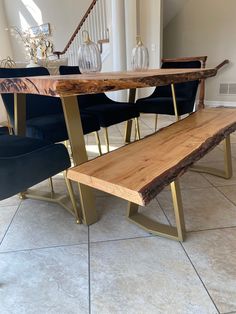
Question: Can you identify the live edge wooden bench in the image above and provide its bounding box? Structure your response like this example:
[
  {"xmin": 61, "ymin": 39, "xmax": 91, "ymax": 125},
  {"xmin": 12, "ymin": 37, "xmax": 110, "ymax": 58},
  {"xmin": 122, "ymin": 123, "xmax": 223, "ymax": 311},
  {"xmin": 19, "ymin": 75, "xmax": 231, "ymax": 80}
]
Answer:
[{"xmin": 68, "ymin": 107, "xmax": 236, "ymax": 242}]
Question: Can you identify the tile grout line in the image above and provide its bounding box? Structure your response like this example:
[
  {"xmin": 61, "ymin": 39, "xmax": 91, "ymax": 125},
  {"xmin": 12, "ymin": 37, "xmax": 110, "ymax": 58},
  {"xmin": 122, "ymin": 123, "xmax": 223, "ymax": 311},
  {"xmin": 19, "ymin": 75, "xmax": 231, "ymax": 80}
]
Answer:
[
  {"xmin": 0, "ymin": 200, "xmax": 22, "ymax": 246},
  {"xmin": 0, "ymin": 241, "xmax": 89, "ymax": 255},
  {"xmin": 156, "ymin": 195, "xmax": 220, "ymax": 313},
  {"xmin": 155, "ymin": 196, "xmax": 172, "ymax": 226},
  {"xmin": 214, "ymin": 185, "xmax": 236, "ymax": 208},
  {"xmin": 188, "ymin": 225, "xmax": 236, "ymax": 233},
  {"xmin": 156, "ymin": 187, "xmax": 236, "ymax": 234},
  {"xmin": 89, "ymin": 234, "xmax": 152, "ymax": 245},
  {"xmin": 88, "ymin": 227, "xmax": 91, "ymax": 314},
  {"xmin": 201, "ymin": 169, "xmax": 236, "ymax": 208},
  {"xmin": 180, "ymin": 243, "xmax": 221, "ymax": 314}
]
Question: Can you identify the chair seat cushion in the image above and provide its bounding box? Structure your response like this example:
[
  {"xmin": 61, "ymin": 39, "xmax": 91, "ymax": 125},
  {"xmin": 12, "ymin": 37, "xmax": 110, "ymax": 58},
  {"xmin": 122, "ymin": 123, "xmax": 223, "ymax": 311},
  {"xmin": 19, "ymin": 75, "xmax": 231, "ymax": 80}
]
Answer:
[
  {"xmin": 26, "ymin": 113, "xmax": 100, "ymax": 142},
  {"xmin": 0, "ymin": 135, "xmax": 71, "ymax": 200},
  {"xmin": 0, "ymin": 126, "xmax": 9, "ymax": 135},
  {"xmin": 136, "ymin": 97, "xmax": 194, "ymax": 116},
  {"xmin": 82, "ymin": 103, "xmax": 140, "ymax": 127}
]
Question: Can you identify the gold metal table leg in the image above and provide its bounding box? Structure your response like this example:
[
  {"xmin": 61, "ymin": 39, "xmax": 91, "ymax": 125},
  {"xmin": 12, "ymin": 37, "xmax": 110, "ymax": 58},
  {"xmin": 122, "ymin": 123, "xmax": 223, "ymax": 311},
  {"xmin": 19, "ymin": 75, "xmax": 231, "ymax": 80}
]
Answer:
[
  {"xmin": 125, "ymin": 88, "xmax": 136, "ymax": 143},
  {"xmin": 14, "ymin": 93, "xmax": 26, "ymax": 136},
  {"xmin": 61, "ymin": 95, "xmax": 97, "ymax": 225},
  {"xmin": 190, "ymin": 135, "xmax": 232, "ymax": 179},
  {"xmin": 125, "ymin": 120, "xmax": 133, "ymax": 143},
  {"xmin": 13, "ymin": 94, "xmax": 88, "ymax": 223},
  {"xmin": 127, "ymin": 179, "xmax": 185, "ymax": 242}
]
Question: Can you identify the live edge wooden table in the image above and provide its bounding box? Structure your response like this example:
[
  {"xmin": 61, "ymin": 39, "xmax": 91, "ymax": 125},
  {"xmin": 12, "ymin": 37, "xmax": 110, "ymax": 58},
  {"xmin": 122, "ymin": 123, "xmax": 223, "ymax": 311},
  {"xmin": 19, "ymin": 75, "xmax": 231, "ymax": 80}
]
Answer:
[{"xmin": 0, "ymin": 68, "xmax": 217, "ymax": 225}]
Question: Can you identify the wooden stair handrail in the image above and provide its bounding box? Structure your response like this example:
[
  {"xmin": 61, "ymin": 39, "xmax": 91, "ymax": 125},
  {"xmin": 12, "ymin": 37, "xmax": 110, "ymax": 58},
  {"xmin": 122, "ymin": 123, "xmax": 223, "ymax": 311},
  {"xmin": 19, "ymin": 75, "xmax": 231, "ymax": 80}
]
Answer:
[{"xmin": 53, "ymin": 0, "xmax": 98, "ymax": 58}]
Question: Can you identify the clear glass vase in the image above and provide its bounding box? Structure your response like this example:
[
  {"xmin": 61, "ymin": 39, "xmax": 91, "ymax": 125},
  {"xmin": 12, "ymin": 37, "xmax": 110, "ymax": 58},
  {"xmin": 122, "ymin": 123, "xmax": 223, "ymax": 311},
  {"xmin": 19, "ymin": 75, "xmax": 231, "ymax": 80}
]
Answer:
[
  {"xmin": 78, "ymin": 30, "xmax": 102, "ymax": 73},
  {"xmin": 131, "ymin": 36, "xmax": 149, "ymax": 71}
]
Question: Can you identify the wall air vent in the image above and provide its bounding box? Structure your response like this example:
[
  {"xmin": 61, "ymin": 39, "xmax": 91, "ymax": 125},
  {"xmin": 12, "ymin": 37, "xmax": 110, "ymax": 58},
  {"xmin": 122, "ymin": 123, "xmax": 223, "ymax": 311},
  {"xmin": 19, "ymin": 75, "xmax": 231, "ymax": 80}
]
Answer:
[
  {"xmin": 229, "ymin": 84, "xmax": 236, "ymax": 95},
  {"xmin": 220, "ymin": 83, "xmax": 236, "ymax": 95}
]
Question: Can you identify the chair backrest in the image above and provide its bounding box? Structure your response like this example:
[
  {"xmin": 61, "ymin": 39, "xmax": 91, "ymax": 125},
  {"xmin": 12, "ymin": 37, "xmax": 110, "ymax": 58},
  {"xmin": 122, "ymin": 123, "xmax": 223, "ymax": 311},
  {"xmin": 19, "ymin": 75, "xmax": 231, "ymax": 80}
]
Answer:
[
  {"xmin": 151, "ymin": 59, "xmax": 202, "ymax": 101},
  {"xmin": 59, "ymin": 66, "xmax": 112, "ymax": 107},
  {"xmin": 0, "ymin": 67, "xmax": 63, "ymax": 126},
  {"xmin": 159, "ymin": 56, "xmax": 207, "ymax": 109}
]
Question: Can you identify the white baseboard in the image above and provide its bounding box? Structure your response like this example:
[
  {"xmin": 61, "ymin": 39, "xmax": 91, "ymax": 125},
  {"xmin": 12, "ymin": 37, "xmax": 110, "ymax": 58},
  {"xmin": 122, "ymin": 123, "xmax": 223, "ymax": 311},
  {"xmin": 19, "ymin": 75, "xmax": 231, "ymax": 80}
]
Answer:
[{"xmin": 205, "ymin": 100, "xmax": 236, "ymax": 108}]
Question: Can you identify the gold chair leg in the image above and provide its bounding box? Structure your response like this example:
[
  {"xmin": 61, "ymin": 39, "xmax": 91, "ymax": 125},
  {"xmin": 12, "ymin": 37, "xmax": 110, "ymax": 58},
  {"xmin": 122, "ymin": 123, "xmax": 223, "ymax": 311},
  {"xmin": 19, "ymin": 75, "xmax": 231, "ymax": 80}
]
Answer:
[
  {"xmin": 135, "ymin": 117, "xmax": 141, "ymax": 140},
  {"xmin": 48, "ymin": 177, "xmax": 54, "ymax": 197},
  {"xmin": 19, "ymin": 173, "xmax": 82, "ymax": 223},
  {"xmin": 171, "ymin": 84, "xmax": 180, "ymax": 122},
  {"xmin": 6, "ymin": 113, "xmax": 13, "ymax": 134},
  {"xmin": 64, "ymin": 171, "xmax": 81, "ymax": 224},
  {"xmin": 127, "ymin": 179, "xmax": 185, "ymax": 241},
  {"xmin": 190, "ymin": 135, "xmax": 232, "ymax": 179},
  {"xmin": 94, "ymin": 131, "xmax": 102, "ymax": 156},
  {"xmin": 155, "ymin": 114, "xmax": 158, "ymax": 132},
  {"xmin": 104, "ymin": 127, "xmax": 110, "ymax": 152},
  {"xmin": 64, "ymin": 140, "xmax": 69, "ymax": 149}
]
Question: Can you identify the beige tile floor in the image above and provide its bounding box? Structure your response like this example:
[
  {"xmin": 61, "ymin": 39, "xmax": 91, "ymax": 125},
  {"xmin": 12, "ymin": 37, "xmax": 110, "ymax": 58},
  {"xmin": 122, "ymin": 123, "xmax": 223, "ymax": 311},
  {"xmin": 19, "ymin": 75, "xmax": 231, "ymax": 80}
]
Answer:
[{"xmin": 1, "ymin": 114, "xmax": 236, "ymax": 314}]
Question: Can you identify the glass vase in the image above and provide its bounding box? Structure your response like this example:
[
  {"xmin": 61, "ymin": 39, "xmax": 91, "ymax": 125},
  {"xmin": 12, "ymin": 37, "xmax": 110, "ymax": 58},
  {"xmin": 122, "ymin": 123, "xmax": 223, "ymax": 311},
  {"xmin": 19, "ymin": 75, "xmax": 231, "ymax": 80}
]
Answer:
[
  {"xmin": 131, "ymin": 36, "xmax": 149, "ymax": 71},
  {"xmin": 78, "ymin": 30, "xmax": 102, "ymax": 73}
]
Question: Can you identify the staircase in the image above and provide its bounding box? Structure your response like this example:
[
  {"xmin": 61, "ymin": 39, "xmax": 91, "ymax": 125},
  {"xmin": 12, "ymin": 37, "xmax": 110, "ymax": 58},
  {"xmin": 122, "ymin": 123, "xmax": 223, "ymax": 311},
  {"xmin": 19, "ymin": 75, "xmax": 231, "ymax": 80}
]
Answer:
[
  {"xmin": 53, "ymin": 0, "xmax": 109, "ymax": 66},
  {"xmin": 163, "ymin": 0, "xmax": 189, "ymax": 28}
]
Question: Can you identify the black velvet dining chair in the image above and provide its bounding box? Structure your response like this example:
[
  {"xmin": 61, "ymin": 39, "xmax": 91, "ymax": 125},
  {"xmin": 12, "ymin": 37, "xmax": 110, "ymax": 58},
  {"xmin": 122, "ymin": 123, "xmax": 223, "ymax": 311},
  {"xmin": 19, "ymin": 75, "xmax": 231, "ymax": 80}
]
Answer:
[
  {"xmin": 0, "ymin": 134, "xmax": 80, "ymax": 221},
  {"xmin": 0, "ymin": 66, "xmax": 102, "ymax": 201},
  {"xmin": 59, "ymin": 66, "xmax": 140, "ymax": 152},
  {"xmin": 0, "ymin": 67, "xmax": 101, "ymax": 152},
  {"xmin": 136, "ymin": 56, "xmax": 207, "ymax": 131}
]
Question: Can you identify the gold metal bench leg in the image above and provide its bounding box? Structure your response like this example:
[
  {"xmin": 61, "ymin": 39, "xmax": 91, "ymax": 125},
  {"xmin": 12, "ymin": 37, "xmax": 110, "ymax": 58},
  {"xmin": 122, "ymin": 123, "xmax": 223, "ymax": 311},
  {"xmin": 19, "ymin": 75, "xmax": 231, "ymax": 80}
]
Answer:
[
  {"xmin": 190, "ymin": 135, "xmax": 232, "ymax": 179},
  {"xmin": 127, "ymin": 179, "xmax": 185, "ymax": 241},
  {"xmin": 170, "ymin": 179, "xmax": 185, "ymax": 241}
]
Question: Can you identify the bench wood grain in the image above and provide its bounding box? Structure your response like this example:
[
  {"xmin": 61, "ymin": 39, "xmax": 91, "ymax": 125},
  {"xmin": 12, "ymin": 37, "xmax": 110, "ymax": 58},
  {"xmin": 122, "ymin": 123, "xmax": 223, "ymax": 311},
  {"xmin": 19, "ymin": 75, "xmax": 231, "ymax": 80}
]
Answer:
[{"xmin": 68, "ymin": 108, "xmax": 236, "ymax": 206}]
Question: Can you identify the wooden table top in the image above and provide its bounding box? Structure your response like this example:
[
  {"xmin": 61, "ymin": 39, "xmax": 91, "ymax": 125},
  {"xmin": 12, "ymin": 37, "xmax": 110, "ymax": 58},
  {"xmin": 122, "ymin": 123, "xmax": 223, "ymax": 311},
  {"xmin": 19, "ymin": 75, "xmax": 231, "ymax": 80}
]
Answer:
[{"xmin": 0, "ymin": 68, "xmax": 217, "ymax": 97}]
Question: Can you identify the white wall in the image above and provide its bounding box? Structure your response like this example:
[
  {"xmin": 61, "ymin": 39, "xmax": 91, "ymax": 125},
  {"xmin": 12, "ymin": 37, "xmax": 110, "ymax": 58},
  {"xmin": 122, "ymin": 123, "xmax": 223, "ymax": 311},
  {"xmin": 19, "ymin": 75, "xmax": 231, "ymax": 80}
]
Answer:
[
  {"xmin": 164, "ymin": 0, "xmax": 236, "ymax": 103},
  {"xmin": 0, "ymin": 0, "xmax": 12, "ymax": 123},
  {"xmin": 138, "ymin": 0, "xmax": 162, "ymax": 97},
  {"xmin": 103, "ymin": 0, "xmax": 162, "ymax": 100},
  {"xmin": 4, "ymin": 0, "xmax": 91, "ymax": 61}
]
